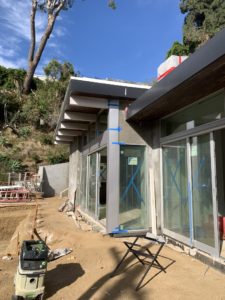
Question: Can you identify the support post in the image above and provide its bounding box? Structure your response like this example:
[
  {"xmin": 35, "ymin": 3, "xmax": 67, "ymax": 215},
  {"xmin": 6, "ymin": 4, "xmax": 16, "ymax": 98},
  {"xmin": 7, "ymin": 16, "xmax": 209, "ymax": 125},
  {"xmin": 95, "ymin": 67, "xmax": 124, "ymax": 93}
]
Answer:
[{"xmin": 106, "ymin": 100, "xmax": 120, "ymax": 233}]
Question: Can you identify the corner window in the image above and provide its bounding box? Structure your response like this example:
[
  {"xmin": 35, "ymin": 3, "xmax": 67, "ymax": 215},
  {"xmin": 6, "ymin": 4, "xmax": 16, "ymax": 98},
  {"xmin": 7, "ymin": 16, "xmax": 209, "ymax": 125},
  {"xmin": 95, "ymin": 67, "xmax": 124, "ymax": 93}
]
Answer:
[{"xmin": 161, "ymin": 91, "xmax": 225, "ymax": 137}]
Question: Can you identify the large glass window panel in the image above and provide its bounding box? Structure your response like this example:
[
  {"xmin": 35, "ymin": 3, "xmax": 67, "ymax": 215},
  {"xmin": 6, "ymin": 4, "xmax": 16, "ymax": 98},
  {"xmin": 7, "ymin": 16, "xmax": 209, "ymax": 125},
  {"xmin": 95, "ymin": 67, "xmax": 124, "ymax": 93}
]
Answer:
[
  {"xmin": 214, "ymin": 129, "xmax": 225, "ymax": 257},
  {"xmin": 163, "ymin": 140, "xmax": 190, "ymax": 237},
  {"xmin": 80, "ymin": 155, "xmax": 87, "ymax": 209},
  {"xmin": 98, "ymin": 148, "xmax": 107, "ymax": 220},
  {"xmin": 119, "ymin": 145, "xmax": 147, "ymax": 230},
  {"xmin": 161, "ymin": 91, "xmax": 225, "ymax": 137},
  {"xmin": 191, "ymin": 134, "xmax": 215, "ymax": 247},
  {"xmin": 88, "ymin": 153, "xmax": 97, "ymax": 216}
]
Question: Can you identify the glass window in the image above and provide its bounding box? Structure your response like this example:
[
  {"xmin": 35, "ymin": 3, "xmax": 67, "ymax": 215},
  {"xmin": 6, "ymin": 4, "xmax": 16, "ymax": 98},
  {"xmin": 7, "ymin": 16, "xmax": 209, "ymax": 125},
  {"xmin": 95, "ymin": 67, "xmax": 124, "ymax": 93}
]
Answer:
[
  {"xmin": 161, "ymin": 91, "xmax": 225, "ymax": 137},
  {"xmin": 163, "ymin": 140, "xmax": 190, "ymax": 237},
  {"xmin": 98, "ymin": 148, "xmax": 107, "ymax": 220},
  {"xmin": 80, "ymin": 155, "xmax": 87, "ymax": 209},
  {"xmin": 119, "ymin": 145, "xmax": 147, "ymax": 230},
  {"xmin": 88, "ymin": 153, "xmax": 97, "ymax": 216},
  {"xmin": 191, "ymin": 134, "xmax": 215, "ymax": 247}
]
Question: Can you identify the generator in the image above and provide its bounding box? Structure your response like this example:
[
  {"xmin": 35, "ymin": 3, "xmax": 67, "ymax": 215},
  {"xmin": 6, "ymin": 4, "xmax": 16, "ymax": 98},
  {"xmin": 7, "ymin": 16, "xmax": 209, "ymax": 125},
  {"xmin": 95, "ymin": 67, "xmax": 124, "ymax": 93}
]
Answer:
[{"xmin": 12, "ymin": 240, "xmax": 48, "ymax": 300}]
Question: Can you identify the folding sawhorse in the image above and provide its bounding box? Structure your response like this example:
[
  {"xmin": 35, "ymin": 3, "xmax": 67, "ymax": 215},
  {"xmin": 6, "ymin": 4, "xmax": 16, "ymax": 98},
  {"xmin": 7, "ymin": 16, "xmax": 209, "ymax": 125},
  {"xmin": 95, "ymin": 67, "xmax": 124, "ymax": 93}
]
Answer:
[{"xmin": 110, "ymin": 233, "xmax": 166, "ymax": 290}]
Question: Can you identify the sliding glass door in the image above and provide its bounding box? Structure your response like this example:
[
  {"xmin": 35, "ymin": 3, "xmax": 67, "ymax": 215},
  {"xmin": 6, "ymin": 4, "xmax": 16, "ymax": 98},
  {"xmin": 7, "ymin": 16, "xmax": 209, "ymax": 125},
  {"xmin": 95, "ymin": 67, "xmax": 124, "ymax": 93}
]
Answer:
[
  {"xmin": 88, "ymin": 153, "xmax": 97, "ymax": 216},
  {"xmin": 163, "ymin": 140, "xmax": 190, "ymax": 241},
  {"xmin": 86, "ymin": 148, "xmax": 107, "ymax": 220},
  {"xmin": 191, "ymin": 135, "xmax": 215, "ymax": 249},
  {"xmin": 162, "ymin": 133, "xmax": 218, "ymax": 255},
  {"xmin": 119, "ymin": 145, "xmax": 147, "ymax": 230}
]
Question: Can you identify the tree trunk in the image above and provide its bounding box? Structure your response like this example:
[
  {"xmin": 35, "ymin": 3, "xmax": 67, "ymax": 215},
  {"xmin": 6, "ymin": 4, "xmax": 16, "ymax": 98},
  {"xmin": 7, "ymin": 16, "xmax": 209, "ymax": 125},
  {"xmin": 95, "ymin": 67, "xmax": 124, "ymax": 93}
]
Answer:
[
  {"xmin": 23, "ymin": 63, "xmax": 37, "ymax": 94},
  {"xmin": 23, "ymin": 16, "xmax": 56, "ymax": 94}
]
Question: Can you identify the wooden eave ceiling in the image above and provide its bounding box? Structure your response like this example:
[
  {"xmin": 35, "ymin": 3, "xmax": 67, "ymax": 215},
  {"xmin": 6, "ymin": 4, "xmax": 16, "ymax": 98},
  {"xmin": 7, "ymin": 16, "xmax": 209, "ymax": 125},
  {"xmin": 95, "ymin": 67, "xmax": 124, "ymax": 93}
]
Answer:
[
  {"xmin": 55, "ymin": 79, "xmax": 149, "ymax": 144},
  {"xmin": 136, "ymin": 55, "xmax": 225, "ymax": 122}
]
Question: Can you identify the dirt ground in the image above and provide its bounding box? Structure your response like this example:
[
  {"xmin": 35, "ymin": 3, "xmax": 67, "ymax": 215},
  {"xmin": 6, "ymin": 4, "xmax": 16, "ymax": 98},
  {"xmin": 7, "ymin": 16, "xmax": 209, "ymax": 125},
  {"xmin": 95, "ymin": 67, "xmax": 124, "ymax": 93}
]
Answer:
[{"xmin": 1, "ymin": 197, "xmax": 225, "ymax": 300}]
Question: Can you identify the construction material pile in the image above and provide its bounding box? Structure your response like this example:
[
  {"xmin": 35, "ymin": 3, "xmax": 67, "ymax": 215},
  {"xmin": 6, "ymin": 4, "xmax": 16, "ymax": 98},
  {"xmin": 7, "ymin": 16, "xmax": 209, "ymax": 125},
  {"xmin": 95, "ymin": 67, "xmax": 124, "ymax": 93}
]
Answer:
[
  {"xmin": 0, "ymin": 185, "xmax": 31, "ymax": 203},
  {"xmin": 0, "ymin": 172, "xmax": 42, "ymax": 203}
]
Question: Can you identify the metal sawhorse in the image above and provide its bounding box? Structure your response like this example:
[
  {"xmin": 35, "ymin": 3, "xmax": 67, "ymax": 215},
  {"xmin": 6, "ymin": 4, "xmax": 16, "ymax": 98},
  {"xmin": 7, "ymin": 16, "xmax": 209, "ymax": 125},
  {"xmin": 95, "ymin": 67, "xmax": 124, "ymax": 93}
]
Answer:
[{"xmin": 110, "ymin": 233, "xmax": 166, "ymax": 290}]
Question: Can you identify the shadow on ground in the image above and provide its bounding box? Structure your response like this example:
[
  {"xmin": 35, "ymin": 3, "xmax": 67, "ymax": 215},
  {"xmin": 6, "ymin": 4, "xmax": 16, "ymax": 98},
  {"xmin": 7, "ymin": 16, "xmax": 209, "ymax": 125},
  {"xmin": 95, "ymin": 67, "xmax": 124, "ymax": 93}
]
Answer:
[
  {"xmin": 77, "ymin": 246, "xmax": 175, "ymax": 300},
  {"xmin": 44, "ymin": 263, "xmax": 85, "ymax": 298}
]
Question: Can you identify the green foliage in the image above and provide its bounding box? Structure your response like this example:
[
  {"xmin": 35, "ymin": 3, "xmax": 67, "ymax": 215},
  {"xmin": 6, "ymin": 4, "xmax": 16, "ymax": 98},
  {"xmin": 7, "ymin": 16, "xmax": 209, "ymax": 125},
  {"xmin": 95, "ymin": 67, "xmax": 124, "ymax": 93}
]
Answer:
[
  {"xmin": 31, "ymin": 153, "xmax": 42, "ymax": 164},
  {"xmin": 44, "ymin": 59, "xmax": 75, "ymax": 81},
  {"xmin": 20, "ymin": 78, "xmax": 67, "ymax": 127},
  {"xmin": 37, "ymin": 0, "xmax": 74, "ymax": 13},
  {"xmin": 0, "ymin": 154, "xmax": 9, "ymax": 163},
  {"xmin": 166, "ymin": 41, "xmax": 190, "ymax": 58},
  {"xmin": 108, "ymin": 0, "xmax": 116, "ymax": 9},
  {"xmin": 40, "ymin": 134, "xmax": 53, "ymax": 145},
  {"xmin": 47, "ymin": 151, "xmax": 69, "ymax": 164},
  {"xmin": 9, "ymin": 159, "xmax": 23, "ymax": 172},
  {"xmin": 0, "ymin": 136, "xmax": 7, "ymax": 147},
  {"xmin": 180, "ymin": 0, "xmax": 225, "ymax": 52},
  {"xmin": 0, "ymin": 65, "xmax": 26, "ymax": 89},
  {"xmin": 0, "ymin": 66, "xmax": 26, "ymax": 124},
  {"xmin": 44, "ymin": 59, "xmax": 62, "ymax": 80},
  {"xmin": 0, "ymin": 154, "xmax": 24, "ymax": 173},
  {"xmin": 0, "ymin": 135, "xmax": 13, "ymax": 148},
  {"xmin": 18, "ymin": 127, "xmax": 31, "ymax": 138},
  {"xmin": 0, "ymin": 63, "xmax": 71, "ymax": 172},
  {"xmin": 61, "ymin": 62, "xmax": 75, "ymax": 80}
]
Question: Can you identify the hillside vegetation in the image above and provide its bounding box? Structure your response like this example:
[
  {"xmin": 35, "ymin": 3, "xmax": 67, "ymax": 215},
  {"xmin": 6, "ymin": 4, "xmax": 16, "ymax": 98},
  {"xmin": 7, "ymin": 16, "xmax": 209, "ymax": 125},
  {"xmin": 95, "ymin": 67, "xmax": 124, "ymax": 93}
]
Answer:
[{"xmin": 0, "ymin": 63, "xmax": 71, "ymax": 178}]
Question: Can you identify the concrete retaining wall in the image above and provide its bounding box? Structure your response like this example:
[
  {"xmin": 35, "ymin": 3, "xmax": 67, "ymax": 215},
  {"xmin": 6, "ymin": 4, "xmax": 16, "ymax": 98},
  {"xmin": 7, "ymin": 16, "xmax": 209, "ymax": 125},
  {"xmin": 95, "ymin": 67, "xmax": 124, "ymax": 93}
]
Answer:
[{"xmin": 38, "ymin": 162, "xmax": 69, "ymax": 197}]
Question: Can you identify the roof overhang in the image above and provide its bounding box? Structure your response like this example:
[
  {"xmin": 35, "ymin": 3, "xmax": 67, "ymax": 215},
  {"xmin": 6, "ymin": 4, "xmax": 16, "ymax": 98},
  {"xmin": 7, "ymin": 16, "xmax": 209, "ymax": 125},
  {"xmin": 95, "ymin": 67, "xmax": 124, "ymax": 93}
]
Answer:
[
  {"xmin": 127, "ymin": 27, "xmax": 225, "ymax": 122},
  {"xmin": 55, "ymin": 77, "xmax": 150, "ymax": 144}
]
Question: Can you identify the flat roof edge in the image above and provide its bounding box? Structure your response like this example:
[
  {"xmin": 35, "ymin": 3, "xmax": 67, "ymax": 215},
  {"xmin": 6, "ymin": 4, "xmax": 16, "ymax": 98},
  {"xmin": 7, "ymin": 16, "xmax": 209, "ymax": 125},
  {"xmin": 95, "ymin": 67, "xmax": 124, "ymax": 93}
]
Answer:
[
  {"xmin": 70, "ymin": 76, "xmax": 151, "ymax": 89},
  {"xmin": 127, "ymin": 27, "xmax": 225, "ymax": 121}
]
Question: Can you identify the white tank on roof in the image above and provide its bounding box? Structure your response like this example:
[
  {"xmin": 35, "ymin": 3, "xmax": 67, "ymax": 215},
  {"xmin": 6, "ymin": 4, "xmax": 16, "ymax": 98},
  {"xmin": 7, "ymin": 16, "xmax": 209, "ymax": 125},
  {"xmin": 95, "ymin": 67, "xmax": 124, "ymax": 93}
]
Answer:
[{"xmin": 157, "ymin": 55, "xmax": 188, "ymax": 81}]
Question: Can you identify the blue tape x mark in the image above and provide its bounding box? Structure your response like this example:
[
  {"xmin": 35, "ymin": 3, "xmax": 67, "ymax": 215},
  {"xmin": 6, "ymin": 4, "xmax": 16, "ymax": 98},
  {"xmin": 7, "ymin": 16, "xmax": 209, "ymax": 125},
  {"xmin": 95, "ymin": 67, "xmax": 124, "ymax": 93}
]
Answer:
[
  {"xmin": 166, "ymin": 158, "xmax": 184, "ymax": 201},
  {"xmin": 121, "ymin": 164, "xmax": 144, "ymax": 203},
  {"xmin": 192, "ymin": 157, "xmax": 206, "ymax": 189}
]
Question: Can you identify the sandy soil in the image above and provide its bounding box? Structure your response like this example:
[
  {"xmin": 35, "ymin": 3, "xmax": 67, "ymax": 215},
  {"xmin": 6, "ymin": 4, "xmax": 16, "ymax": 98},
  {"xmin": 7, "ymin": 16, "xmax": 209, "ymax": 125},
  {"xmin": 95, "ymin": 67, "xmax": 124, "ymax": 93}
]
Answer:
[
  {"xmin": 0, "ymin": 197, "xmax": 225, "ymax": 300},
  {"xmin": 0, "ymin": 204, "xmax": 34, "ymax": 253}
]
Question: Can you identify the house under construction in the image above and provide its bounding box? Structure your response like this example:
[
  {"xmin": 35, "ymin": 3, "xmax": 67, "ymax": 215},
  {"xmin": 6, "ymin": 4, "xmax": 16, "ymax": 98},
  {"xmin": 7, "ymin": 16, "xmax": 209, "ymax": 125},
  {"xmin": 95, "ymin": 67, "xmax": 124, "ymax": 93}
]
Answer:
[{"xmin": 55, "ymin": 27, "xmax": 225, "ymax": 262}]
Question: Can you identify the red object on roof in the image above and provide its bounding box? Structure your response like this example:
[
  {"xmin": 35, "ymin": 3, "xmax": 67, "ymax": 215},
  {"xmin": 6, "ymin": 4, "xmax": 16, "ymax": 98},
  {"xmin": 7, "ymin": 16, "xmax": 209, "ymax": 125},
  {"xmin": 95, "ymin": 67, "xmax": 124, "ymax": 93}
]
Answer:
[{"xmin": 157, "ymin": 55, "xmax": 188, "ymax": 81}]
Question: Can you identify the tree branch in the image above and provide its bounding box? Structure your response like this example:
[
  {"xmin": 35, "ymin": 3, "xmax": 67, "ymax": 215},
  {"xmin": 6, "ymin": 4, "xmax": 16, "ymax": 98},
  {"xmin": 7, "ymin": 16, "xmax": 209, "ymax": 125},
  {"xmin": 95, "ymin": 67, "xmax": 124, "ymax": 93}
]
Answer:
[
  {"xmin": 54, "ymin": 1, "xmax": 65, "ymax": 17},
  {"xmin": 33, "ymin": 15, "xmax": 56, "ymax": 67},
  {"xmin": 28, "ymin": 0, "xmax": 38, "ymax": 63}
]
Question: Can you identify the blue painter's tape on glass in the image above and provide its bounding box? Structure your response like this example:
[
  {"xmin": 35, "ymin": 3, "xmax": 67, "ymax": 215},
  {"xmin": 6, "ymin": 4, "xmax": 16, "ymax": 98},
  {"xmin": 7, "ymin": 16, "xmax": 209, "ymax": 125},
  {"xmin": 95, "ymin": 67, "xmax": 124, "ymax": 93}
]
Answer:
[
  {"xmin": 108, "ymin": 127, "xmax": 122, "ymax": 132},
  {"xmin": 112, "ymin": 141, "xmax": 126, "ymax": 145},
  {"xmin": 108, "ymin": 103, "xmax": 119, "ymax": 107},
  {"xmin": 121, "ymin": 164, "xmax": 144, "ymax": 204},
  {"xmin": 111, "ymin": 226, "xmax": 128, "ymax": 234}
]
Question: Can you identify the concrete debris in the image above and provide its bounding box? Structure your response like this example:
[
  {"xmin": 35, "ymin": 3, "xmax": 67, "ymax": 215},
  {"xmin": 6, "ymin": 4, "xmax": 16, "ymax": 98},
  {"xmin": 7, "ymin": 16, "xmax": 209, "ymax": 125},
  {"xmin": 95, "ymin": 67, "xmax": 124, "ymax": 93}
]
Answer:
[
  {"xmin": 75, "ymin": 208, "xmax": 105, "ymax": 233},
  {"xmin": 48, "ymin": 248, "xmax": 73, "ymax": 261},
  {"xmin": 58, "ymin": 199, "xmax": 74, "ymax": 213},
  {"xmin": 2, "ymin": 254, "xmax": 13, "ymax": 261}
]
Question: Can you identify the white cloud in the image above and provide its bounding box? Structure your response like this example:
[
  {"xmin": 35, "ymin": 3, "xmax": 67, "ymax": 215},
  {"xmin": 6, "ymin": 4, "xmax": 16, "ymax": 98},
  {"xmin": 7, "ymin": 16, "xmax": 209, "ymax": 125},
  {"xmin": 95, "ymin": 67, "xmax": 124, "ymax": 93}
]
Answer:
[
  {"xmin": 54, "ymin": 26, "xmax": 67, "ymax": 37},
  {"xmin": 0, "ymin": 56, "xmax": 27, "ymax": 69},
  {"xmin": 0, "ymin": 0, "xmax": 46, "ymax": 41},
  {"xmin": 48, "ymin": 42, "xmax": 58, "ymax": 49},
  {"xmin": 0, "ymin": 45, "xmax": 16, "ymax": 58},
  {"xmin": 0, "ymin": 0, "xmax": 68, "ymax": 70}
]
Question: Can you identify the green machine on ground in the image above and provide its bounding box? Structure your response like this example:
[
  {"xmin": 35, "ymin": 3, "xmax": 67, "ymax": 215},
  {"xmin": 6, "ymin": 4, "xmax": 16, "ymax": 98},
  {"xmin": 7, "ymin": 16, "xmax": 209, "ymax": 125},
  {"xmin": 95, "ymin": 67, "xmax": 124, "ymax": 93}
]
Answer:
[{"xmin": 12, "ymin": 240, "xmax": 48, "ymax": 300}]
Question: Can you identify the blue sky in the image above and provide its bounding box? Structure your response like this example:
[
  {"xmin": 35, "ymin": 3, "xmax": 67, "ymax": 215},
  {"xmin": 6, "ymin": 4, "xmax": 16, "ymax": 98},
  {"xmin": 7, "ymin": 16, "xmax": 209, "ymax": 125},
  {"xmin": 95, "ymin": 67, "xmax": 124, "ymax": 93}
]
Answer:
[{"xmin": 0, "ymin": 0, "xmax": 184, "ymax": 83}]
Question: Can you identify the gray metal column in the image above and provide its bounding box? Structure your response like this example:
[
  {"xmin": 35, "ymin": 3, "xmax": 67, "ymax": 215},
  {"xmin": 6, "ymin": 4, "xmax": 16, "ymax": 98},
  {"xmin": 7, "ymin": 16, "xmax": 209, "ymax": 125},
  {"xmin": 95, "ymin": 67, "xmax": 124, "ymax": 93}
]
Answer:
[
  {"xmin": 69, "ymin": 137, "xmax": 80, "ymax": 204},
  {"xmin": 106, "ymin": 100, "xmax": 120, "ymax": 233}
]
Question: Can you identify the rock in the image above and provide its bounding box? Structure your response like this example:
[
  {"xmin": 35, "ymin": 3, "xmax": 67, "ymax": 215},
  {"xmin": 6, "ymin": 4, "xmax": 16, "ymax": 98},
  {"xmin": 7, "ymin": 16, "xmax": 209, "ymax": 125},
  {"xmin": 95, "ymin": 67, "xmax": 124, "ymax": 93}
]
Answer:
[{"xmin": 2, "ymin": 254, "xmax": 13, "ymax": 261}]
